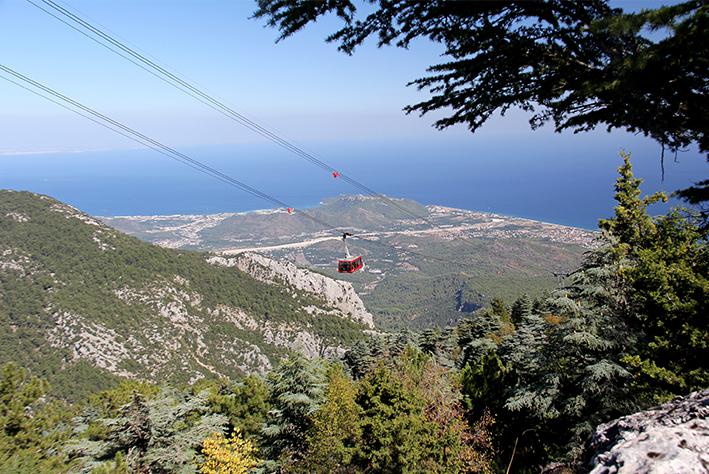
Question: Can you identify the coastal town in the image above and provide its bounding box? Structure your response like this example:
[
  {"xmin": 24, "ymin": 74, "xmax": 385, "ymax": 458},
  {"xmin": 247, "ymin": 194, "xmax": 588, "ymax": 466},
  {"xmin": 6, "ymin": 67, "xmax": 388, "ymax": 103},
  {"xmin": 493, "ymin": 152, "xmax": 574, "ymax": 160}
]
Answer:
[{"xmin": 102, "ymin": 195, "xmax": 597, "ymax": 252}]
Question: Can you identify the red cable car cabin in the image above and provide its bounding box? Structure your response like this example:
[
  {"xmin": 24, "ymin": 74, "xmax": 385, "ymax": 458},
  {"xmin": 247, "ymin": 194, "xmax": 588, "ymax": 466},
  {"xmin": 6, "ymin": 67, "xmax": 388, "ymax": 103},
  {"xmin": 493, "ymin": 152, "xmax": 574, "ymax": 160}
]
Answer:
[
  {"xmin": 338, "ymin": 256, "xmax": 364, "ymax": 273},
  {"xmin": 337, "ymin": 232, "xmax": 364, "ymax": 273}
]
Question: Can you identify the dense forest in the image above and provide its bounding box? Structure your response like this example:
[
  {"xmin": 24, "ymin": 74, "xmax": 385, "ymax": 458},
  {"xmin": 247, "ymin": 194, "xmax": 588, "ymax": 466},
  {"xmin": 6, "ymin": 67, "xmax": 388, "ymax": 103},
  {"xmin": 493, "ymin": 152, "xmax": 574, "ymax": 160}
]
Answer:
[{"xmin": 1, "ymin": 155, "xmax": 706, "ymax": 472}]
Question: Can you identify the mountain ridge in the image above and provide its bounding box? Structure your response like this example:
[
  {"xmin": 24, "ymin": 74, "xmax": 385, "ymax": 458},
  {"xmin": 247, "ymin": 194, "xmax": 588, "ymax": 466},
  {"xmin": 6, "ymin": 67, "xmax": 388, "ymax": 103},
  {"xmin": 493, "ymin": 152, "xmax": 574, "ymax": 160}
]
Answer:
[{"xmin": 0, "ymin": 190, "xmax": 370, "ymax": 399}]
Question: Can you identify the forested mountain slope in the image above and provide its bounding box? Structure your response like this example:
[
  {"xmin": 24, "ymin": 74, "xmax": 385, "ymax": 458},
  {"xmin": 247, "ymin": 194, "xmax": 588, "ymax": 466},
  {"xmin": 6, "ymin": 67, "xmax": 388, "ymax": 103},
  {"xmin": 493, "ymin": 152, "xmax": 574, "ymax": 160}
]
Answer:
[{"xmin": 0, "ymin": 191, "xmax": 371, "ymax": 400}]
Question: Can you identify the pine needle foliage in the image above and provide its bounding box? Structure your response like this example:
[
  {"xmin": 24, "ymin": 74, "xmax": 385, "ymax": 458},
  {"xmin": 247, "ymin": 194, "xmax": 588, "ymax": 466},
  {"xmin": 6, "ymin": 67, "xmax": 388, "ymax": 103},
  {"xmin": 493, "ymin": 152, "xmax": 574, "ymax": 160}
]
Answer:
[
  {"xmin": 202, "ymin": 375, "xmax": 270, "ymax": 443},
  {"xmin": 255, "ymin": 1, "xmax": 708, "ymax": 157},
  {"xmin": 292, "ymin": 364, "xmax": 362, "ymax": 473},
  {"xmin": 68, "ymin": 387, "xmax": 228, "ymax": 473},
  {"xmin": 599, "ymin": 153, "xmax": 709, "ymax": 402},
  {"xmin": 0, "ymin": 363, "xmax": 74, "ymax": 473},
  {"xmin": 353, "ymin": 349, "xmax": 494, "ymax": 473},
  {"xmin": 467, "ymin": 153, "xmax": 709, "ymax": 468},
  {"xmin": 261, "ymin": 355, "xmax": 325, "ymax": 470}
]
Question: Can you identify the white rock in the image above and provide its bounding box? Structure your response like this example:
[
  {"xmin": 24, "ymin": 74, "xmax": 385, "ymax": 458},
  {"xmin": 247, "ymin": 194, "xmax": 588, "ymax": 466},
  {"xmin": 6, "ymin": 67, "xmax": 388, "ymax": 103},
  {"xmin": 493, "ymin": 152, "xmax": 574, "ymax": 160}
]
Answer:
[
  {"xmin": 207, "ymin": 252, "xmax": 374, "ymax": 328},
  {"xmin": 588, "ymin": 389, "xmax": 709, "ymax": 473}
]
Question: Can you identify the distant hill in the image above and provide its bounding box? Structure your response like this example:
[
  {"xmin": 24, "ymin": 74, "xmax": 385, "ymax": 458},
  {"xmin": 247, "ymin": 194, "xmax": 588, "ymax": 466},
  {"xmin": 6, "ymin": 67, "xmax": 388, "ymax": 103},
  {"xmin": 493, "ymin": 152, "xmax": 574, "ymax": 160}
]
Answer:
[
  {"xmin": 103, "ymin": 195, "xmax": 431, "ymax": 250},
  {"xmin": 0, "ymin": 191, "xmax": 372, "ymax": 400},
  {"xmin": 103, "ymin": 195, "xmax": 596, "ymax": 329}
]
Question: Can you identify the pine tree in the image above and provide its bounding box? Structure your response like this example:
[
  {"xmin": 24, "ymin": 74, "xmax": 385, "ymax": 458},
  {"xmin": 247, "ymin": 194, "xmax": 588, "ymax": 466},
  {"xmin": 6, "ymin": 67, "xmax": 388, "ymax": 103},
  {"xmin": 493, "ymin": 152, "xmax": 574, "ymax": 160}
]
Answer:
[
  {"xmin": 0, "ymin": 363, "xmax": 48, "ymax": 439},
  {"xmin": 295, "ymin": 364, "xmax": 362, "ymax": 473},
  {"xmin": 457, "ymin": 310, "xmax": 503, "ymax": 368},
  {"xmin": 501, "ymin": 281, "xmax": 633, "ymax": 464},
  {"xmin": 354, "ymin": 351, "xmax": 493, "ymax": 472},
  {"xmin": 261, "ymin": 355, "xmax": 325, "ymax": 469},
  {"xmin": 342, "ymin": 340, "xmax": 373, "ymax": 379},
  {"xmin": 490, "ymin": 297, "xmax": 511, "ymax": 322},
  {"xmin": 205, "ymin": 375, "xmax": 270, "ymax": 442},
  {"xmin": 388, "ymin": 329, "xmax": 415, "ymax": 357},
  {"xmin": 496, "ymin": 155, "xmax": 681, "ymax": 465},
  {"xmin": 119, "ymin": 392, "xmax": 151, "ymax": 468},
  {"xmin": 622, "ymin": 209, "xmax": 709, "ymax": 398},
  {"xmin": 599, "ymin": 153, "xmax": 709, "ymax": 401},
  {"xmin": 68, "ymin": 388, "xmax": 229, "ymax": 472},
  {"xmin": 0, "ymin": 363, "xmax": 72, "ymax": 471},
  {"xmin": 366, "ymin": 335, "xmax": 387, "ymax": 361},
  {"xmin": 461, "ymin": 352, "xmax": 508, "ymax": 423},
  {"xmin": 511, "ymin": 294, "xmax": 532, "ymax": 326},
  {"xmin": 418, "ymin": 328, "xmax": 443, "ymax": 356},
  {"xmin": 599, "ymin": 151, "xmax": 667, "ymax": 251},
  {"xmin": 532, "ymin": 290, "xmax": 551, "ymax": 314},
  {"xmin": 256, "ymin": 2, "xmax": 708, "ymax": 158}
]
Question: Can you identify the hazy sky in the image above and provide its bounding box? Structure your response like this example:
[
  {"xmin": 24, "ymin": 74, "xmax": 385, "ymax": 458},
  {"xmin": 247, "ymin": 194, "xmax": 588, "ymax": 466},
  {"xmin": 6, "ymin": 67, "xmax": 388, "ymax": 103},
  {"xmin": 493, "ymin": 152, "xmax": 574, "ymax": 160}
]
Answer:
[
  {"xmin": 1, "ymin": 0, "xmax": 454, "ymax": 152},
  {"xmin": 0, "ymin": 0, "xmax": 693, "ymax": 151},
  {"xmin": 0, "ymin": 0, "xmax": 705, "ymax": 204}
]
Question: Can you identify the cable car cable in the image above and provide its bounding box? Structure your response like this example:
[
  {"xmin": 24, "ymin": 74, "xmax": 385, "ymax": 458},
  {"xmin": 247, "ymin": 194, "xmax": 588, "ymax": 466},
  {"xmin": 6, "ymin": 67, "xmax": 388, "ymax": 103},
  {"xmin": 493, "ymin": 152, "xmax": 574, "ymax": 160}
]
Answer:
[
  {"xmin": 28, "ymin": 0, "xmax": 495, "ymax": 260},
  {"xmin": 0, "ymin": 64, "xmax": 330, "ymax": 230},
  {"xmin": 0, "ymin": 64, "xmax": 466, "ymax": 270},
  {"xmin": 27, "ymin": 0, "xmax": 444, "ymax": 229}
]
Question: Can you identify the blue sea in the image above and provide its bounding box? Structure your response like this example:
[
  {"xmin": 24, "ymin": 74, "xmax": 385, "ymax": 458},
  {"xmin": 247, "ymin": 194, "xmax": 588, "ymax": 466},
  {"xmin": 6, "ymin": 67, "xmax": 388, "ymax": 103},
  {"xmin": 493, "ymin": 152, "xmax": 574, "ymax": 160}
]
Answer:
[{"xmin": 1, "ymin": 135, "xmax": 705, "ymax": 230}]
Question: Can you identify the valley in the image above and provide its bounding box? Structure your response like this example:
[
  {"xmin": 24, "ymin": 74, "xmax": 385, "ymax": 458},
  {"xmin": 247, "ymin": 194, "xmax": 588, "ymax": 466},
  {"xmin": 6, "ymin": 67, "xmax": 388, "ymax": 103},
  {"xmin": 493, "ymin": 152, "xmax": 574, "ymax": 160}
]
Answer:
[{"xmin": 103, "ymin": 195, "xmax": 597, "ymax": 329}]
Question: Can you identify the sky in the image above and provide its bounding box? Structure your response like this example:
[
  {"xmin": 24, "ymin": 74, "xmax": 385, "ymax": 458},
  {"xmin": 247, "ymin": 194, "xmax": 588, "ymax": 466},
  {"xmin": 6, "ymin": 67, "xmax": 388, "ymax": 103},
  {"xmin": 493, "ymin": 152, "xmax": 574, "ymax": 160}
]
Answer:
[
  {"xmin": 0, "ymin": 0, "xmax": 695, "ymax": 150},
  {"xmin": 0, "ymin": 0, "xmax": 706, "ymax": 223},
  {"xmin": 0, "ymin": 0, "xmax": 452, "ymax": 152}
]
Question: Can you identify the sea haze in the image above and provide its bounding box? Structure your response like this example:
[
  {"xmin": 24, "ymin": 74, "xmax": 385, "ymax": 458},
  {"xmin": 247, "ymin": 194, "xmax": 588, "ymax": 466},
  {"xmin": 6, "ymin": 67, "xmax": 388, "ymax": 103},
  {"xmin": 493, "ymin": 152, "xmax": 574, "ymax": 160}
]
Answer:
[{"xmin": 0, "ymin": 135, "xmax": 705, "ymax": 230}]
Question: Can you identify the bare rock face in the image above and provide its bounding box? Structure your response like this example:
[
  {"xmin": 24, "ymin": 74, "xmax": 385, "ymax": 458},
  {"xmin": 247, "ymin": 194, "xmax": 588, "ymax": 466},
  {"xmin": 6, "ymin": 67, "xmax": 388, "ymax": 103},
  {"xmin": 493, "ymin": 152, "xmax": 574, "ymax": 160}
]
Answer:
[
  {"xmin": 208, "ymin": 252, "xmax": 375, "ymax": 328},
  {"xmin": 588, "ymin": 389, "xmax": 709, "ymax": 473}
]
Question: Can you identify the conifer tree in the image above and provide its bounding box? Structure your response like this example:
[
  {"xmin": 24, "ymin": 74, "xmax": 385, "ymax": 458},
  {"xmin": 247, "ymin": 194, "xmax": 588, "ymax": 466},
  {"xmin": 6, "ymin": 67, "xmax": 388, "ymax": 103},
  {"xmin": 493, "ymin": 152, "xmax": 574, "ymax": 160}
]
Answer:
[
  {"xmin": 366, "ymin": 335, "xmax": 387, "ymax": 360},
  {"xmin": 342, "ymin": 340, "xmax": 373, "ymax": 379},
  {"xmin": 0, "ymin": 363, "xmax": 48, "ymax": 440},
  {"xmin": 457, "ymin": 310, "xmax": 503, "ymax": 368},
  {"xmin": 461, "ymin": 352, "xmax": 509, "ymax": 423},
  {"xmin": 599, "ymin": 151, "xmax": 667, "ymax": 251},
  {"xmin": 501, "ymin": 254, "xmax": 634, "ymax": 465},
  {"xmin": 490, "ymin": 297, "xmax": 511, "ymax": 322},
  {"xmin": 600, "ymin": 153, "xmax": 709, "ymax": 401},
  {"xmin": 511, "ymin": 294, "xmax": 532, "ymax": 326},
  {"xmin": 256, "ymin": 1, "xmax": 708, "ymax": 160},
  {"xmin": 69, "ymin": 388, "xmax": 228, "ymax": 472},
  {"xmin": 354, "ymin": 350, "xmax": 493, "ymax": 472},
  {"xmin": 261, "ymin": 355, "xmax": 325, "ymax": 469},
  {"xmin": 418, "ymin": 327, "xmax": 443, "ymax": 356},
  {"xmin": 388, "ymin": 329, "xmax": 415, "ymax": 357},
  {"xmin": 0, "ymin": 363, "xmax": 71, "ymax": 471},
  {"xmin": 295, "ymin": 364, "xmax": 362, "ymax": 473},
  {"xmin": 532, "ymin": 290, "xmax": 552, "ymax": 314},
  {"xmin": 119, "ymin": 392, "xmax": 151, "ymax": 468},
  {"xmin": 205, "ymin": 375, "xmax": 270, "ymax": 442},
  {"xmin": 622, "ymin": 209, "xmax": 709, "ymax": 399}
]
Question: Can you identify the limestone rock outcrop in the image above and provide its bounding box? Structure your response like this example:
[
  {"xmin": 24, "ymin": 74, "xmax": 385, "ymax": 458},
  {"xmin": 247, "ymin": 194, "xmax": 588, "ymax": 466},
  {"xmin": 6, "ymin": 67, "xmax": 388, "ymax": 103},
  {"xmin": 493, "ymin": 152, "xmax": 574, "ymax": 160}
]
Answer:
[
  {"xmin": 588, "ymin": 389, "xmax": 709, "ymax": 473},
  {"xmin": 208, "ymin": 252, "xmax": 374, "ymax": 328}
]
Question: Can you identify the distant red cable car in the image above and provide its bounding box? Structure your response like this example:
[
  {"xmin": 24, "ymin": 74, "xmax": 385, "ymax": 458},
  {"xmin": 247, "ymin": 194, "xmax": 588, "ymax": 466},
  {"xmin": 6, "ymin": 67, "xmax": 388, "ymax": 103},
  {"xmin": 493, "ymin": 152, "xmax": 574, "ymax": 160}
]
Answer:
[
  {"xmin": 338, "ymin": 255, "xmax": 364, "ymax": 273},
  {"xmin": 337, "ymin": 232, "xmax": 364, "ymax": 273},
  {"xmin": 332, "ymin": 170, "xmax": 341, "ymax": 178},
  {"xmin": 287, "ymin": 207, "xmax": 293, "ymax": 214}
]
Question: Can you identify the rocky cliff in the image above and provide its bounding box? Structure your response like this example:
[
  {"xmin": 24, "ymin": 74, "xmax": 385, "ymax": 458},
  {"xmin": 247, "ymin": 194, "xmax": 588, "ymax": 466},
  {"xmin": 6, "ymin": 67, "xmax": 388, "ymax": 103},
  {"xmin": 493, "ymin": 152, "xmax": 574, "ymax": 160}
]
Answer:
[
  {"xmin": 208, "ymin": 252, "xmax": 374, "ymax": 328},
  {"xmin": 588, "ymin": 389, "xmax": 709, "ymax": 473}
]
